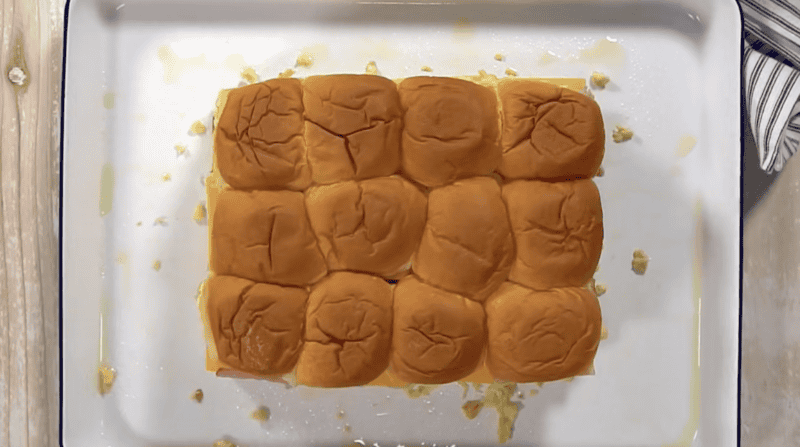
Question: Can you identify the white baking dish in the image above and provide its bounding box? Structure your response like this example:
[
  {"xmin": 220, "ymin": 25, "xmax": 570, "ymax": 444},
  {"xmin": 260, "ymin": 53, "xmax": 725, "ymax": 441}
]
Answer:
[{"xmin": 60, "ymin": 0, "xmax": 741, "ymax": 445}]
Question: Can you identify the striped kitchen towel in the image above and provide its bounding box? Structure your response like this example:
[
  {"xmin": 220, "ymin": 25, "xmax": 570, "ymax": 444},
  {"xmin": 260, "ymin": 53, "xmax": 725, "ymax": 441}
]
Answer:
[{"xmin": 740, "ymin": 0, "xmax": 800, "ymax": 173}]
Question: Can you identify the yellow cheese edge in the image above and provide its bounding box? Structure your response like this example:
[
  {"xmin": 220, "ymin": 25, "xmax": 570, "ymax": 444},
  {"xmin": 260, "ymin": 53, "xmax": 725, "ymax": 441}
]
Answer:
[{"xmin": 202, "ymin": 76, "xmax": 594, "ymax": 386}]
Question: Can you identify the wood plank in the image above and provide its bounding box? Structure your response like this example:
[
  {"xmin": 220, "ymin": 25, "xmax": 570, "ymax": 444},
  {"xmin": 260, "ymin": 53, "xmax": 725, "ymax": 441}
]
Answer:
[{"xmin": 0, "ymin": 0, "xmax": 65, "ymax": 445}]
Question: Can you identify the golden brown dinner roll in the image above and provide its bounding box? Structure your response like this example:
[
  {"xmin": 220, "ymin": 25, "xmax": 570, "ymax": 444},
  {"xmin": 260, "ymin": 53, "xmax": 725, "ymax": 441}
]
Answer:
[
  {"xmin": 305, "ymin": 176, "xmax": 427, "ymax": 277},
  {"xmin": 502, "ymin": 179, "xmax": 603, "ymax": 290},
  {"xmin": 390, "ymin": 276, "xmax": 485, "ymax": 384},
  {"xmin": 302, "ymin": 75, "xmax": 402, "ymax": 184},
  {"xmin": 485, "ymin": 282, "xmax": 602, "ymax": 382},
  {"xmin": 296, "ymin": 272, "xmax": 393, "ymax": 387},
  {"xmin": 497, "ymin": 79, "xmax": 604, "ymax": 181},
  {"xmin": 215, "ymin": 79, "xmax": 310, "ymax": 190},
  {"xmin": 413, "ymin": 177, "xmax": 514, "ymax": 302},
  {"xmin": 207, "ymin": 275, "xmax": 307, "ymax": 376},
  {"xmin": 398, "ymin": 77, "xmax": 501, "ymax": 187},
  {"xmin": 212, "ymin": 189, "xmax": 327, "ymax": 286}
]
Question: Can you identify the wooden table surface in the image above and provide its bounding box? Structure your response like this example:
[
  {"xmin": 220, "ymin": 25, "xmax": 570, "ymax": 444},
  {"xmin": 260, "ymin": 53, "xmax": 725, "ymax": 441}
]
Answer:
[
  {"xmin": 1, "ymin": 0, "xmax": 66, "ymax": 445},
  {"xmin": 5, "ymin": 0, "xmax": 800, "ymax": 445}
]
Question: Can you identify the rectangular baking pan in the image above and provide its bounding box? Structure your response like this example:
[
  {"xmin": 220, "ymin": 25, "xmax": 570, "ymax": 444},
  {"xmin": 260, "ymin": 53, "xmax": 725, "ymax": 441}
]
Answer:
[{"xmin": 60, "ymin": 0, "xmax": 742, "ymax": 445}]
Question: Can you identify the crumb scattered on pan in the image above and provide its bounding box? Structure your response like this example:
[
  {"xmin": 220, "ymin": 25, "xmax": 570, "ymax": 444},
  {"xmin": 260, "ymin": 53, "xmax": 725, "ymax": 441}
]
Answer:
[
  {"xmin": 613, "ymin": 126, "xmax": 634, "ymax": 143},
  {"xmin": 365, "ymin": 61, "xmax": 378, "ymax": 75},
  {"xmin": 154, "ymin": 216, "xmax": 168, "ymax": 226},
  {"xmin": 193, "ymin": 203, "xmax": 207, "ymax": 223},
  {"xmin": 190, "ymin": 121, "xmax": 206, "ymax": 135},
  {"xmin": 251, "ymin": 406, "xmax": 270, "ymax": 422},
  {"xmin": 529, "ymin": 388, "xmax": 539, "ymax": 396},
  {"xmin": 115, "ymin": 252, "xmax": 127, "ymax": 264},
  {"xmin": 504, "ymin": 68, "xmax": 518, "ymax": 77},
  {"xmin": 462, "ymin": 400, "xmax": 484, "ymax": 420},
  {"xmin": 343, "ymin": 423, "xmax": 352, "ymax": 433},
  {"xmin": 135, "ymin": 221, "xmax": 142, "ymax": 227},
  {"xmin": 581, "ymin": 86, "xmax": 595, "ymax": 99},
  {"xmin": 632, "ymin": 249, "xmax": 649, "ymax": 275},
  {"xmin": 596, "ymin": 166, "xmax": 604, "ymax": 177},
  {"xmin": 595, "ymin": 283, "xmax": 607, "ymax": 296},
  {"xmin": 241, "ymin": 67, "xmax": 258, "ymax": 84},
  {"xmin": 162, "ymin": 173, "xmax": 171, "ymax": 182},
  {"xmin": 483, "ymin": 382, "xmax": 520, "ymax": 444},
  {"xmin": 403, "ymin": 384, "xmax": 437, "ymax": 399},
  {"xmin": 296, "ymin": 52, "xmax": 313, "ymax": 68},
  {"xmin": 278, "ymin": 68, "xmax": 296, "ymax": 78},
  {"xmin": 336, "ymin": 409, "xmax": 346, "ymax": 419},
  {"xmin": 213, "ymin": 440, "xmax": 236, "ymax": 447},
  {"xmin": 174, "ymin": 144, "xmax": 187, "ymax": 156},
  {"xmin": 590, "ymin": 71, "xmax": 610, "ymax": 88},
  {"xmin": 152, "ymin": 260, "xmax": 162, "ymax": 271},
  {"xmin": 494, "ymin": 53, "xmax": 504, "ymax": 61},
  {"xmin": 421, "ymin": 66, "xmax": 433, "ymax": 72},
  {"xmin": 458, "ymin": 381, "xmax": 469, "ymax": 399},
  {"xmin": 191, "ymin": 389, "xmax": 204, "ymax": 402},
  {"xmin": 535, "ymin": 382, "xmax": 544, "ymax": 388},
  {"xmin": 98, "ymin": 364, "xmax": 116, "ymax": 395},
  {"xmin": 600, "ymin": 325, "xmax": 609, "ymax": 340}
]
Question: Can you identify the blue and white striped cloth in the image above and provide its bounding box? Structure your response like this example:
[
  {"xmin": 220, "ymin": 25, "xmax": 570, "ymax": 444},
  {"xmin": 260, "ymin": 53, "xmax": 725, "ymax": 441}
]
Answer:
[{"xmin": 741, "ymin": 0, "xmax": 800, "ymax": 173}]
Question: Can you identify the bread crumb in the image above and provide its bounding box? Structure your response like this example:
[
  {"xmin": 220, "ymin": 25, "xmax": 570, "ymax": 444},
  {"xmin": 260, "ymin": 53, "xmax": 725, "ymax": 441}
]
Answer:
[
  {"xmin": 162, "ymin": 173, "xmax": 171, "ymax": 182},
  {"xmin": 421, "ymin": 66, "xmax": 433, "ymax": 72},
  {"xmin": 462, "ymin": 400, "xmax": 484, "ymax": 420},
  {"xmin": 251, "ymin": 406, "xmax": 270, "ymax": 422},
  {"xmin": 600, "ymin": 325, "xmax": 609, "ymax": 340},
  {"xmin": 595, "ymin": 283, "xmax": 607, "ymax": 296},
  {"xmin": 154, "ymin": 217, "xmax": 167, "ymax": 226},
  {"xmin": 403, "ymin": 384, "xmax": 437, "ymax": 399},
  {"xmin": 278, "ymin": 68, "xmax": 295, "ymax": 78},
  {"xmin": 494, "ymin": 53, "xmax": 504, "ymax": 61},
  {"xmin": 343, "ymin": 423, "xmax": 352, "ymax": 433},
  {"xmin": 458, "ymin": 381, "xmax": 469, "ymax": 398},
  {"xmin": 336, "ymin": 409, "xmax": 346, "ymax": 419},
  {"xmin": 365, "ymin": 61, "xmax": 378, "ymax": 75},
  {"xmin": 174, "ymin": 144, "xmax": 187, "ymax": 156},
  {"xmin": 529, "ymin": 388, "xmax": 539, "ymax": 396},
  {"xmin": 596, "ymin": 166, "xmax": 605, "ymax": 177},
  {"xmin": 191, "ymin": 389, "xmax": 204, "ymax": 402},
  {"xmin": 213, "ymin": 441, "xmax": 236, "ymax": 447},
  {"xmin": 152, "ymin": 260, "xmax": 162, "ymax": 271},
  {"xmin": 535, "ymin": 382, "xmax": 544, "ymax": 388},
  {"xmin": 504, "ymin": 68, "xmax": 518, "ymax": 77},
  {"xmin": 632, "ymin": 249, "xmax": 649, "ymax": 275},
  {"xmin": 190, "ymin": 121, "xmax": 206, "ymax": 135},
  {"xmin": 296, "ymin": 52, "xmax": 313, "ymax": 68},
  {"xmin": 193, "ymin": 203, "xmax": 207, "ymax": 223},
  {"xmin": 590, "ymin": 71, "xmax": 610, "ymax": 88},
  {"xmin": 581, "ymin": 86, "xmax": 595, "ymax": 99},
  {"xmin": 241, "ymin": 67, "xmax": 258, "ymax": 84},
  {"xmin": 613, "ymin": 126, "xmax": 634, "ymax": 143},
  {"xmin": 135, "ymin": 221, "xmax": 142, "ymax": 227},
  {"xmin": 98, "ymin": 364, "xmax": 116, "ymax": 395}
]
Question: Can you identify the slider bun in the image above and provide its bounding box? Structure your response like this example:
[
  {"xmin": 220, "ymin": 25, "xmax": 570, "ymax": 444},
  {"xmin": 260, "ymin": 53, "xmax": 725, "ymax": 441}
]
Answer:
[
  {"xmin": 303, "ymin": 75, "xmax": 402, "ymax": 184},
  {"xmin": 497, "ymin": 79, "xmax": 604, "ymax": 181},
  {"xmin": 296, "ymin": 272, "xmax": 393, "ymax": 387},
  {"xmin": 390, "ymin": 275, "xmax": 485, "ymax": 384},
  {"xmin": 207, "ymin": 275, "xmax": 307, "ymax": 375},
  {"xmin": 305, "ymin": 176, "xmax": 427, "ymax": 277},
  {"xmin": 502, "ymin": 179, "xmax": 602, "ymax": 290},
  {"xmin": 485, "ymin": 282, "xmax": 601, "ymax": 382},
  {"xmin": 212, "ymin": 189, "xmax": 327, "ymax": 286},
  {"xmin": 399, "ymin": 77, "xmax": 501, "ymax": 187},
  {"xmin": 413, "ymin": 177, "xmax": 514, "ymax": 302},
  {"xmin": 215, "ymin": 79, "xmax": 310, "ymax": 190}
]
